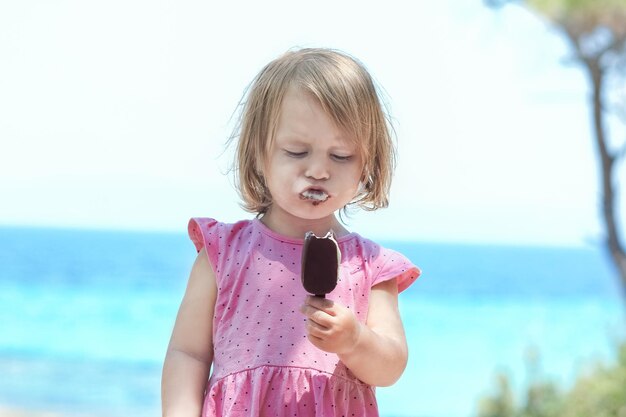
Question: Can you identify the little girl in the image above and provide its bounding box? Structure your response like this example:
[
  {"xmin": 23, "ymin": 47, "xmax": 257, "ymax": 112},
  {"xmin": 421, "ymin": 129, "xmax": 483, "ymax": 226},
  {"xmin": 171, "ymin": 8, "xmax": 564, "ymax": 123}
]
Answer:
[{"xmin": 161, "ymin": 48, "xmax": 421, "ymax": 417}]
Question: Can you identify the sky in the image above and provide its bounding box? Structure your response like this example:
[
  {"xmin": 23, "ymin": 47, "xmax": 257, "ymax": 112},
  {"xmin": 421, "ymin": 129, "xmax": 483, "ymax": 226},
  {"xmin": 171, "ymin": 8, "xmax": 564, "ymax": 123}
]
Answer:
[{"xmin": 1, "ymin": 0, "xmax": 625, "ymax": 246}]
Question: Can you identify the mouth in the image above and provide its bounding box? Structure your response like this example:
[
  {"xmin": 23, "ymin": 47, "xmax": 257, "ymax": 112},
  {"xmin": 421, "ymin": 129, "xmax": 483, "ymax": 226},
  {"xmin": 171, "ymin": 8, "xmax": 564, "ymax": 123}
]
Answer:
[{"xmin": 300, "ymin": 189, "xmax": 330, "ymax": 206}]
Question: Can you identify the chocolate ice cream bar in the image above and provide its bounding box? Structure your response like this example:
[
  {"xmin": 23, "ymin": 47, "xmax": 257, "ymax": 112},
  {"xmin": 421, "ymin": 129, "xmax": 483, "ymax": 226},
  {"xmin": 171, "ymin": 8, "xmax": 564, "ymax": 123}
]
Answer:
[{"xmin": 301, "ymin": 230, "xmax": 340, "ymax": 297}]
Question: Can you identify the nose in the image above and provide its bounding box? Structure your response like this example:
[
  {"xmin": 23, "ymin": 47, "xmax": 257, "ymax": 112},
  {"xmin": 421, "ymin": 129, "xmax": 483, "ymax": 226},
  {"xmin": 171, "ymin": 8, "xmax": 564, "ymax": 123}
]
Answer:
[{"xmin": 305, "ymin": 155, "xmax": 330, "ymax": 180}]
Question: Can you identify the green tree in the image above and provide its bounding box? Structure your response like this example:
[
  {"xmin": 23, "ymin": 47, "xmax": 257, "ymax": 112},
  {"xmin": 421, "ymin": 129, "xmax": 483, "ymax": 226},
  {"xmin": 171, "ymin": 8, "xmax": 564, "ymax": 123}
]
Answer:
[
  {"xmin": 476, "ymin": 343, "xmax": 626, "ymax": 417},
  {"xmin": 486, "ymin": 0, "xmax": 626, "ymax": 297}
]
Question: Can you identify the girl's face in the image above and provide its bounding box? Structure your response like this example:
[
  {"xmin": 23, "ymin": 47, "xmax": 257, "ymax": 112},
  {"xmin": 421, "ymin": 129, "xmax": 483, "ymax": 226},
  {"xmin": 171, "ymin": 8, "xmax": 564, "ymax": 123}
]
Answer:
[{"xmin": 261, "ymin": 87, "xmax": 364, "ymax": 237}]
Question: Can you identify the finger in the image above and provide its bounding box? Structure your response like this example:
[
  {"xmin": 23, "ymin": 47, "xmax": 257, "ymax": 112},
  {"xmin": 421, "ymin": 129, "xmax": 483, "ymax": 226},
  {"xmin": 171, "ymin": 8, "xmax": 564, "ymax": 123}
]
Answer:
[
  {"xmin": 301, "ymin": 299, "xmax": 330, "ymax": 317},
  {"xmin": 299, "ymin": 303, "xmax": 315, "ymax": 317},
  {"xmin": 307, "ymin": 332, "xmax": 325, "ymax": 346},
  {"xmin": 310, "ymin": 310, "xmax": 333, "ymax": 328},
  {"xmin": 306, "ymin": 318, "xmax": 329, "ymax": 337},
  {"xmin": 300, "ymin": 304, "xmax": 333, "ymax": 328},
  {"xmin": 305, "ymin": 295, "xmax": 336, "ymax": 314}
]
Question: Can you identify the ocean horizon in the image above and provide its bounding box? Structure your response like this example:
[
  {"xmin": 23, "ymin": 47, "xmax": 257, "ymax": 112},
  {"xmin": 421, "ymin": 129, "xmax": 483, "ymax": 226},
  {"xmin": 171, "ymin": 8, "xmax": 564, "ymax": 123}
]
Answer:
[{"xmin": 1, "ymin": 225, "xmax": 624, "ymax": 417}]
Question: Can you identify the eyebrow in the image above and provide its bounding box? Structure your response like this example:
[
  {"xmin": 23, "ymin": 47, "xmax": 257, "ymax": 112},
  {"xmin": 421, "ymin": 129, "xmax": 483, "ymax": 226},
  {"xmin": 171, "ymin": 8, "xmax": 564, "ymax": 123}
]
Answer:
[
  {"xmin": 277, "ymin": 136, "xmax": 355, "ymax": 152},
  {"xmin": 276, "ymin": 131, "xmax": 355, "ymax": 147},
  {"xmin": 275, "ymin": 135, "xmax": 309, "ymax": 145}
]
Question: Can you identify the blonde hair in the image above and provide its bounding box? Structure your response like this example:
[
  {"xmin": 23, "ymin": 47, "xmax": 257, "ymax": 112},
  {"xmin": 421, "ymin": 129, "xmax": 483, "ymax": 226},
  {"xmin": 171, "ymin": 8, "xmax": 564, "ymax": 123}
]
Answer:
[{"xmin": 231, "ymin": 47, "xmax": 396, "ymax": 214}]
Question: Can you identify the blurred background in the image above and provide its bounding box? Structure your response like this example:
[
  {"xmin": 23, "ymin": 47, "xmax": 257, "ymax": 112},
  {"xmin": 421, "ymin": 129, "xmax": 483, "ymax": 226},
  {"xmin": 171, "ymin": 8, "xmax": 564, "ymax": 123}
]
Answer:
[{"xmin": 1, "ymin": 0, "xmax": 625, "ymax": 416}]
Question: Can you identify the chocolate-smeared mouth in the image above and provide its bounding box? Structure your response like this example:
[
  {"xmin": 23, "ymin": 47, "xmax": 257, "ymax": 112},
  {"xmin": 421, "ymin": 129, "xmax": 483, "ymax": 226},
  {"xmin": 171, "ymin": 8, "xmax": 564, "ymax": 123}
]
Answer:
[{"xmin": 300, "ymin": 189, "xmax": 329, "ymax": 204}]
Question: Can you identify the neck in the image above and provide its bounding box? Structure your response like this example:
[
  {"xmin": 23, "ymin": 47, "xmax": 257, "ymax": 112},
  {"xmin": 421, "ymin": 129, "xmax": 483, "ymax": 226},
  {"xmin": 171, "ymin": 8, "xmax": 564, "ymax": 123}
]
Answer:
[{"xmin": 259, "ymin": 209, "xmax": 349, "ymax": 240}]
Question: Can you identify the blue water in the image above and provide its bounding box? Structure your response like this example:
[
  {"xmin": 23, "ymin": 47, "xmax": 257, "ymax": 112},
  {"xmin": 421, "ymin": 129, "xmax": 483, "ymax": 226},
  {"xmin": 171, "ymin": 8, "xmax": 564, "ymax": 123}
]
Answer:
[{"xmin": 0, "ymin": 227, "xmax": 624, "ymax": 417}]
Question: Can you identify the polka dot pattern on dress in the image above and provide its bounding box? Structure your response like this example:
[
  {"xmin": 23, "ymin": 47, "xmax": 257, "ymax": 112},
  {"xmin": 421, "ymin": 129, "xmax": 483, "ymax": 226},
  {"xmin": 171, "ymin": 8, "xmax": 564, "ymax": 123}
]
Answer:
[{"xmin": 187, "ymin": 217, "xmax": 420, "ymax": 417}]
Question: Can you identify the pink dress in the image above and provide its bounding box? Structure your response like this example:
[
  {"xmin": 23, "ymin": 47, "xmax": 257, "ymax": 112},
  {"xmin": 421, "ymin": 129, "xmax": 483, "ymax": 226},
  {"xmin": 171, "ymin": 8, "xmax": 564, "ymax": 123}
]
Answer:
[{"xmin": 188, "ymin": 218, "xmax": 420, "ymax": 417}]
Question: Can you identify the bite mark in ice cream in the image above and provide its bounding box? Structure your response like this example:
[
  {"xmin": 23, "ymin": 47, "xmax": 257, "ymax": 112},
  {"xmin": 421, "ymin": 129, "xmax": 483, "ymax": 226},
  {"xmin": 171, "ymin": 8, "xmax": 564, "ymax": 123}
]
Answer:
[{"xmin": 301, "ymin": 230, "xmax": 340, "ymax": 298}]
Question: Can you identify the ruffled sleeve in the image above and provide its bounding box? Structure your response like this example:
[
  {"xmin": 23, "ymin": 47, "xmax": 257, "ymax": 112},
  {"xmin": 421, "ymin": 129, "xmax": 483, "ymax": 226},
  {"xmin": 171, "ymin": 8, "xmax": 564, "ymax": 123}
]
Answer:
[
  {"xmin": 371, "ymin": 248, "xmax": 421, "ymax": 293},
  {"xmin": 187, "ymin": 217, "xmax": 220, "ymax": 271}
]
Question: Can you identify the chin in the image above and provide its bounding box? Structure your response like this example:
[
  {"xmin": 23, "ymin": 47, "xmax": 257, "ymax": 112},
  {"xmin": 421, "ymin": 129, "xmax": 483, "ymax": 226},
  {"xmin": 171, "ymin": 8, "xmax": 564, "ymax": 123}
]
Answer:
[{"xmin": 291, "ymin": 205, "xmax": 336, "ymax": 221}]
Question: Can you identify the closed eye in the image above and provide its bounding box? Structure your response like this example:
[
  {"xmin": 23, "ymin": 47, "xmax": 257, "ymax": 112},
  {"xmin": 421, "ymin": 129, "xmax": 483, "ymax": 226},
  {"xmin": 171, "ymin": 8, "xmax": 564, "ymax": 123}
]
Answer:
[
  {"xmin": 284, "ymin": 150, "xmax": 307, "ymax": 158},
  {"xmin": 331, "ymin": 154, "xmax": 353, "ymax": 162}
]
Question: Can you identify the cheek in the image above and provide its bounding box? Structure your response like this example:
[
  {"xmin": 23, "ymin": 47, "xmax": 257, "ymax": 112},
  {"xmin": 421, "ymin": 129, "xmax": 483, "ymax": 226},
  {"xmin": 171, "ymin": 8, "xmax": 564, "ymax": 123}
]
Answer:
[
  {"xmin": 339, "ymin": 172, "xmax": 363, "ymax": 197},
  {"xmin": 265, "ymin": 159, "xmax": 296, "ymax": 188},
  {"xmin": 349, "ymin": 162, "xmax": 366, "ymax": 185}
]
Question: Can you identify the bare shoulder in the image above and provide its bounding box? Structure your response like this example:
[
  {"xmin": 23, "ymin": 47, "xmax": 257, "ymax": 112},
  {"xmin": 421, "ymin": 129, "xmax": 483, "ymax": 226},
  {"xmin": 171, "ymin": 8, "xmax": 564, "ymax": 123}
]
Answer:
[
  {"xmin": 167, "ymin": 248, "xmax": 217, "ymax": 359},
  {"xmin": 192, "ymin": 247, "xmax": 214, "ymax": 276},
  {"xmin": 186, "ymin": 248, "xmax": 217, "ymax": 297}
]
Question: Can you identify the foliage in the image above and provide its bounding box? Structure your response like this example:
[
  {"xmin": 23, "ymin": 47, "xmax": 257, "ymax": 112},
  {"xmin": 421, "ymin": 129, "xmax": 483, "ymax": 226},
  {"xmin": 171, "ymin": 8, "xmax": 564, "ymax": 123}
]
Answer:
[
  {"xmin": 528, "ymin": 0, "xmax": 626, "ymax": 24},
  {"xmin": 476, "ymin": 343, "xmax": 626, "ymax": 417},
  {"xmin": 526, "ymin": 0, "xmax": 626, "ymax": 56},
  {"xmin": 486, "ymin": 0, "xmax": 626, "ymax": 299},
  {"xmin": 487, "ymin": 0, "xmax": 626, "ymax": 55},
  {"xmin": 480, "ymin": 0, "xmax": 626, "ymax": 409}
]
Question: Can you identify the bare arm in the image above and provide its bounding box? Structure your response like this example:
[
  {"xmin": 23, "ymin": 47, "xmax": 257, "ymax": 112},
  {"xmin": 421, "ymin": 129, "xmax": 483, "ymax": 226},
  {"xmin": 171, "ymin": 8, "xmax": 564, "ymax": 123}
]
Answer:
[
  {"xmin": 162, "ymin": 248, "xmax": 217, "ymax": 417},
  {"xmin": 301, "ymin": 278, "xmax": 408, "ymax": 387}
]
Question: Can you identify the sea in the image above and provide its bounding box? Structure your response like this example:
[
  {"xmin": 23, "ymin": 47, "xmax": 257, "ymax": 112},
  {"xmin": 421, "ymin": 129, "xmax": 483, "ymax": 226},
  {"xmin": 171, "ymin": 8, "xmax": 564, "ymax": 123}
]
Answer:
[{"xmin": 0, "ymin": 226, "xmax": 624, "ymax": 417}]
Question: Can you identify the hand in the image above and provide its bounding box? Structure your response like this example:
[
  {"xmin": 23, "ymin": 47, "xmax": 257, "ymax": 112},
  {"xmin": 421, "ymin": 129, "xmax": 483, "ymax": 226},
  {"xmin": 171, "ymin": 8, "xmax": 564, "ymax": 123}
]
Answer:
[{"xmin": 299, "ymin": 296, "xmax": 362, "ymax": 355}]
